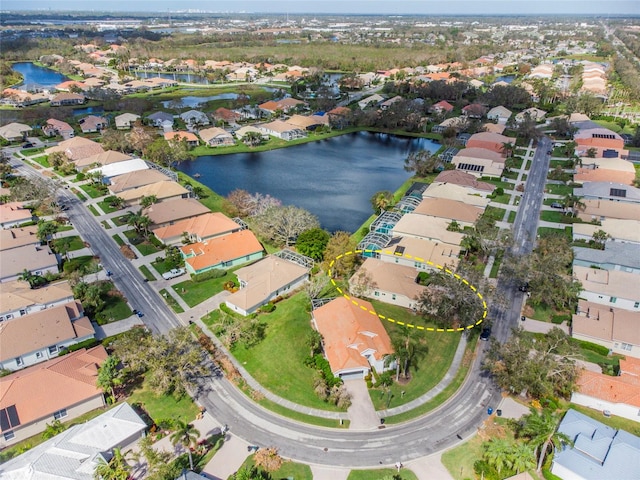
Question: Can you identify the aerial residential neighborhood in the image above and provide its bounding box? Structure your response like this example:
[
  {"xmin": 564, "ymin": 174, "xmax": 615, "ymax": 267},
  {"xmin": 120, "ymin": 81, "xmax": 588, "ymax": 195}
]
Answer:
[{"xmin": 0, "ymin": 4, "xmax": 639, "ymax": 480}]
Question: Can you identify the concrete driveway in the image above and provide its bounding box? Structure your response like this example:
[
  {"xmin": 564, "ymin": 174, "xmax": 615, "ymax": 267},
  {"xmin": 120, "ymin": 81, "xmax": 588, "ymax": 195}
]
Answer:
[{"xmin": 343, "ymin": 379, "xmax": 380, "ymax": 430}]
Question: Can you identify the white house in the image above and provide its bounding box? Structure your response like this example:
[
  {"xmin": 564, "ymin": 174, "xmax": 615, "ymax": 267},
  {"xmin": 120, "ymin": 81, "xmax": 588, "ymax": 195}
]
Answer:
[
  {"xmin": 486, "ymin": 105, "xmax": 512, "ymax": 124},
  {"xmin": 572, "ymin": 266, "xmax": 640, "ymax": 312},
  {"xmin": 114, "ymin": 113, "xmax": 140, "ymax": 130}
]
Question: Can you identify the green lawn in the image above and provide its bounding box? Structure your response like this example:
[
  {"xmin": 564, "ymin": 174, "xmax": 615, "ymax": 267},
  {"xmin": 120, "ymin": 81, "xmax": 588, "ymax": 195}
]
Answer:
[
  {"xmin": 80, "ymin": 183, "xmax": 109, "ymax": 199},
  {"xmin": 127, "ymin": 379, "xmax": 199, "ymax": 424},
  {"xmin": 479, "ymin": 177, "xmax": 513, "ymax": 190},
  {"xmin": 441, "ymin": 433, "xmax": 484, "ymax": 480},
  {"xmin": 31, "ymin": 155, "xmax": 50, "ymax": 168},
  {"xmin": 112, "ymin": 234, "xmax": 125, "ymax": 246},
  {"xmin": 123, "ymin": 230, "xmax": 163, "ymax": 256},
  {"xmin": 101, "ymin": 220, "xmax": 111, "ymax": 229},
  {"xmin": 508, "ymin": 211, "xmax": 516, "ymax": 223},
  {"xmin": 483, "ymin": 206, "xmax": 507, "ymax": 222},
  {"xmin": 367, "ymin": 301, "xmax": 462, "ymax": 410},
  {"xmin": 502, "ymin": 170, "xmax": 519, "ymax": 180},
  {"xmin": 177, "ymin": 172, "xmax": 227, "ymax": 213},
  {"xmin": 230, "ymin": 291, "xmax": 343, "ymax": 411},
  {"xmin": 57, "ymin": 225, "xmax": 74, "ymax": 232},
  {"xmin": 97, "ymin": 200, "xmax": 122, "ymax": 214},
  {"xmin": 489, "ymin": 193, "xmax": 511, "ymax": 204},
  {"xmin": 139, "ymin": 264, "xmax": 157, "ymax": 281},
  {"xmin": 490, "ymin": 251, "xmax": 503, "ymax": 278},
  {"xmin": 113, "ymin": 215, "xmax": 130, "ymax": 226},
  {"xmin": 537, "ymin": 226, "xmax": 572, "ymax": 240},
  {"xmin": 51, "ymin": 235, "xmax": 85, "ymax": 254},
  {"xmin": 96, "ymin": 289, "xmax": 132, "ymax": 324},
  {"xmin": 62, "ymin": 255, "xmax": 99, "ymax": 275},
  {"xmin": 22, "ymin": 146, "xmax": 45, "ymax": 155},
  {"xmin": 550, "ymin": 159, "xmax": 574, "ymax": 168},
  {"xmin": 540, "ymin": 210, "xmax": 567, "ymax": 223},
  {"xmin": 173, "ymin": 269, "xmax": 239, "ymax": 307},
  {"xmin": 72, "ymin": 188, "xmax": 87, "ymax": 201},
  {"xmin": 235, "ymin": 456, "xmax": 313, "ymax": 480},
  {"xmin": 546, "ymin": 183, "xmax": 574, "ymax": 196},
  {"xmin": 348, "ymin": 469, "xmax": 418, "ymax": 480},
  {"xmin": 384, "ymin": 335, "xmax": 478, "ymax": 424},
  {"xmin": 159, "ymin": 288, "xmax": 185, "ymax": 313},
  {"xmin": 88, "ymin": 205, "xmax": 100, "ymax": 216}
]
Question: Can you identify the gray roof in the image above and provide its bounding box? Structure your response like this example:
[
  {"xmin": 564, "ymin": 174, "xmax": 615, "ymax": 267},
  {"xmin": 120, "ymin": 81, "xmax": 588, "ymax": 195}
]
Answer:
[
  {"xmin": 573, "ymin": 242, "xmax": 640, "ymax": 270},
  {"xmin": 574, "ymin": 182, "xmax": 640, "ymax": 203},
  {"xmin": 0, "ymin": 403, "xmax": 146, "ymax": 480},
  {"xmin": 147, "ymin": 111, "xmax": 174, "ymax": 122},
  {"xmin": 553, "ymin": 409, "xmax": 640, "ymax": 480}
]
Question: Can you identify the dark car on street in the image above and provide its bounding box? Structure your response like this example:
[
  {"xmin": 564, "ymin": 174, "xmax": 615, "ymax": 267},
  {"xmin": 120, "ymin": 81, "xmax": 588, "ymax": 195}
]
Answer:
[{"xmin": 480, "ymin": 327, "xmax": 491, "ymax": 341}]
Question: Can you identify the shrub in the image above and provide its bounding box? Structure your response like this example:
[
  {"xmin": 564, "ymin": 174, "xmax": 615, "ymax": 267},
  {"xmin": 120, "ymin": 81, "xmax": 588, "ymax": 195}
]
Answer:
[
  {"xmin": 572, "ymin": 339, "xmax": 610, "ymax": 356},
  {"xmin": 551, "ymin": 314, "xmax": 570, "ymax": 324},
  {"xmin": 192, "ymin": 268, "xmax": 226, "ymax": 283},
  {"xmin": 58, "ymin": 338, "xmax": 99, "ymax": 356},
  {"xmin": 259, "ymin": 303, "xmax": 276, "ymax": 313}
]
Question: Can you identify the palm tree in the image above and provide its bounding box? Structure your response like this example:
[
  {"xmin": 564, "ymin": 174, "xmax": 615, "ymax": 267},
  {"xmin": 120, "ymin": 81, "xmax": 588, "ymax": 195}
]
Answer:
[
  {"xmin": 518, "ymin": 408, "xmax": 572, "ymax": 472},
  {"xmin": 509, "ymin": 442, "xmax": 536, "ymax": 474},
  {"xmin": 93, "ymin": 447, "xmax": 130, "ymax": 480},
  {"xmin": 562, "ymin": 194, "xmax": 586, "ymax": 217},
  {"xmin": 501, "ymin": 141, "xmax": 516, "ymax": 158},
  {"xmin": 370, "ymin": 190, "xmax": 394, "ymax": 215},
  {"xmin": 483, "ymin": 438, "xmax": 513, "ymax": 474},
  {"xmin": 170, "ymin": 420, "xmax": 200, "ymax": 471},
  {"xmin": 126, "ymin": 210, "xmax": 152, "ymax": 238}
]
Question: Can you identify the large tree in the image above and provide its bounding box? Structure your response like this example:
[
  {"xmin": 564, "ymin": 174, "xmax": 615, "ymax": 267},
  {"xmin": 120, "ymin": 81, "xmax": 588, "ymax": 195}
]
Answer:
[
  {"xmin": 517, "ymin": 408, "xmax": 571, "ymax": 473},
  {"xmin": 404, "ymin": 150, "xmax": 441, "ymax": 177},
  {"xmin": 370, "ymin": 190, "xmax": 394, "ymax": 214},
  {"xmin": 483, "ymin": 327, "xmax": 581, "ymax": 399},
  {"xmin": 295, "ymin": 227, "xmax": 330, "ymax": 261},
  {"xmin": 321, "ymin": 231, "xmax": 359, "ymax": 279},
  {"xmin": 251, "ymin": 205, "xmax": 319, "ymax": 247},
  {"xmin": 96, "ymin": 355, "xmax": 122, "ymax": 404}
]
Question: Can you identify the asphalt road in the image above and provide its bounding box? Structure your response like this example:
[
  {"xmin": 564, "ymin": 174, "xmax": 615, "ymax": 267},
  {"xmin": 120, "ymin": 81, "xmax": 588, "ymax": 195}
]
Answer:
[{"xmin": 6, "ymin": 138, "xmax": 551, "ymax": 466}]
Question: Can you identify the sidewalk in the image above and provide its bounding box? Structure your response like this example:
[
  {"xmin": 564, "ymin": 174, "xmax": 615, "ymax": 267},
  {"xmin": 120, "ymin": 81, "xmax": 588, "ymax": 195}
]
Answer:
[{"xmin": 201, "ymin": 434, "xmax": 250, "ymax": 480}]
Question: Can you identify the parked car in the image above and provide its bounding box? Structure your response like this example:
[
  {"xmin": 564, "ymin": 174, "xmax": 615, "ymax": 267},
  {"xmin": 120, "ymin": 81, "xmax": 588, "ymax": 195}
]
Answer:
[
  {"xmin": 480, "ymin": 327, "xmax": 492, "ymax": 341},
  {"xmin": 162, "ymin": 268, "xmax": 186, "ymax": 280},
  {"xmin": 550, "ymin": 202, "xmax": 563, "ymax": 209}
]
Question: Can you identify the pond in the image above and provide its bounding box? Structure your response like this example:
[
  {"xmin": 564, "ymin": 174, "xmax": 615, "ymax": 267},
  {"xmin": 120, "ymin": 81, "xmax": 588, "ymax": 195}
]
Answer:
[
  {"xmin": 178, "ymin": 132, "xmax": 440, "ymax": 233},
  {"xmin": 134, "ymin": 70, "xmax": 211, "ymax": 85},
  {"xmin": 495, "ymin": 75, "xmax": 516, "ymax": 84},
  {"xmin": 72, "ymin": 106, "xmax": 105, "ymax": 116},
  {"xmin": 12, "ymin": 62, "xmax": 69, "ymax": 90},
  {"xmin": 161, "ymin": 94, "xmax": 240, "ymax": 109}
]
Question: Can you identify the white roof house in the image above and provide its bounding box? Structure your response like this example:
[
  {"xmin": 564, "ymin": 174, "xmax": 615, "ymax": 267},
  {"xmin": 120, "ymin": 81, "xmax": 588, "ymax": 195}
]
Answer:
[
  {"xmin": 0, "ymin": 403, "xmax": 147, "ymax": 480},
  {"xmin": 486, "ymin": 106, "xmax": 512, "ymax": 124},
  {"xmin": 114, "ymin": 113, "xmax": 140, "ymax": 129},
  {"xmin": 88, "ymin": 158, "xmax": 149, "ymax": 179}
]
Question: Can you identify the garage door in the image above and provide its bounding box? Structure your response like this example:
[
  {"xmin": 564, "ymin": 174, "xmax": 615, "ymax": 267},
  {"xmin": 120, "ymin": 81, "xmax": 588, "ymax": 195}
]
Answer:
[{"xmin": 340, "ymin": 371, "xmax": 365, "ymax": 381}]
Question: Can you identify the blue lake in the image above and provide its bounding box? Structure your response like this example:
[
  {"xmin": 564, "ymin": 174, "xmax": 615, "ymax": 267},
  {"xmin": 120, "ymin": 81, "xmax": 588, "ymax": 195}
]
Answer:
[
  {"xmin": 12, "ymin": 62, "xmax": 69, "ymax": 90},
  {"xmin": 178, "ymin": 132, "xmax": 439, "ymax": 233},
  {"xmin": 161, "ymin": 94, "xmax": 240, "ymax": 109}
]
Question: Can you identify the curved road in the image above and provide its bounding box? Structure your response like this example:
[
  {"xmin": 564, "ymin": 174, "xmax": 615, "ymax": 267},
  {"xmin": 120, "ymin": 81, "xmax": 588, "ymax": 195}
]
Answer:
[{"xmin": 8, "ymin": 138, "xmax": 551, "ymax": 466}]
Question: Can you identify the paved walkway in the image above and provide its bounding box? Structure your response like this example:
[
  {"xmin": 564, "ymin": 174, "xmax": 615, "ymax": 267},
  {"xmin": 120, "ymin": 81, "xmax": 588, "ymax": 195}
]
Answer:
[
  {"xmin": 343, "ymin": 379, "xmax": 380, "ymax": 430},
  {"xmin": 201, "ymin": 434, "xmax": 251, "ymax": 480},
  {"xmin": 520, "ymin": 317, "xmax": 569, "ymax": 335},
  {"xmin": 407, "ymin": 452, "xmax": 455, "ymax": 480}
]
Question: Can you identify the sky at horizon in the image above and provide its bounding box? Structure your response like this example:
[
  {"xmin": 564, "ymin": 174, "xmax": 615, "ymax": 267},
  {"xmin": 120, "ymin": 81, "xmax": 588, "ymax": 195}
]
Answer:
[{"xmin": 5, "ymin": 0, "xmax": 639, "ymax": 16}]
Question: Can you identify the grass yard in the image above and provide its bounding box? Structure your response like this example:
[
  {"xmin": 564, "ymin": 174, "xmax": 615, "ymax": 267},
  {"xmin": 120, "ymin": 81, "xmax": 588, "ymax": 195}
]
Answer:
[
  {"xmin": 63, "ymin": 255, "xmax": 99, "ymax": 275},
  {"xmin": 127, "ymin": 379, "xmax": 199, "ymax": 424},
  {"xmin": 21, "ymin": 146, "xmax": 45, "ymax": 155},
  {"xmin": 113, "ymin": 214, "xmax": 129, "ymax": 226},
  {"xmin": 441, "ymin": 433, "xmax": 484, "ymax": 480},
  {"xmin": 540, "ymin": 210, "xmax": 567, "ymax": 223},
  {"xmin": 96, "ymin": 290, "xmax": 132, "ymax": 324},
  {"xmin": 80, "ymin": 183, "xmax": 109, "ymax": 199},
  {"xmin": 367, "ymin": 301, "xmax": 461, "ymax": 410},
  {"xmin": 483, "ymin": 206, "xmax": 507, "ymax": 222},
  {"xmin": 122, "ymin": 230, "xmax": 163, "ymax": 256},
  {"xmin": 177, "ymin": 172, "xmax": 227, "ymax": 213},
  {"xmin": 112, "ymin": 233, "xmax": 125, "ymax": 246},
  {"xmin": 489, "ymin": 193, "xmax": 511, "ymax": 204},
  {"xmin": 236, "ymin": 456, "xmax": 313, "ymax": 480},
  {"xmin": 72, "ymin": 188, "xmax": 87, "ymax": 201},
  {"xmin": 159, "ymin": 288, "xmax": 185, "ymax": 313},
  {"xmin": 537, "ymin": 226, "xmax": 572, "ymax": 241},
  {"xmin": 230, "ymin": 291, "xmax": 343, "ymax": 411},
  {"xmin": 51, "ymin": 235, "xmax": 85, "ymax": 254},
  {"xmin": 57, "ymin": 225, "xmax": 74, "ymax": 232},
  {"xmin": 384, "ymin": 335, "xmax": 477, "ymax": 424},
  {"xmin": 139, "ymin": 264, "xmax": 156, "ymax": 281},
  {"xmin": 31, "ymin": 155, "xmax": 50, "ymax": 168},
  {"xmin": 508, "ymin": 210, "xmax": 516, "ymax": 223},
  {"xmin": 97, "ymin": 199, "xmax": 122, "ymax": 214},
  {"xmin": 550, "ymin": 159, "xmax": 574, "ymax": 168},
  {"xmin": 489, "ymin": 251, "xmax": 503, "ymax": 278},
  {"xmin": 546, "ymin": 183, "xmax": 574, "ymax": 196},
  {"xmin": 88, "ymin": 205, "xmax": 100, "ymax": 216},
  {"xmin": 101, "ymin": 220, "xmax": 111, "ymax": 229},
  {"xmin": 348, "ymin": 469, "xmax": 418, "ymax": 480},
  {"xmin": 479, "ymin": 177, "xmax": 513, "ymax": 190},
  {"xmin": 173, "ymin": 269, "xmax": 238, "ymax": 307}
]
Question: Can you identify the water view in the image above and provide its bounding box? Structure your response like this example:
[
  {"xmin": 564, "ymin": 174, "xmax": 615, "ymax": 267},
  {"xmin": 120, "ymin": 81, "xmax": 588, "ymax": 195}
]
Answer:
[
  {"xmin": 161, "ymin": 94, "xmax": 240, "ymax": 109},
  {"xmin": 12, "ymin": 62, "xmax": 68, "ymax": 90},
  {"xmin": 178, "ymin": 132, "xmax": 439, "ymax": 233}
]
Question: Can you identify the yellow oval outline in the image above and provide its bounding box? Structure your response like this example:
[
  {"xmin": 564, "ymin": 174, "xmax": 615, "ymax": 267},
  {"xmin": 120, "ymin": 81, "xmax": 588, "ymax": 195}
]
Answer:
[{"xmin": 327, "ymin": 249, "xmax": 488, "ymax": 332}]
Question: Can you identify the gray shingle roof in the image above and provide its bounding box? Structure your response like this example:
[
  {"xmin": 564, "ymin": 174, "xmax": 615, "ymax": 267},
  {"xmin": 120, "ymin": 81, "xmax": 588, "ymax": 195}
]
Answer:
[{"xmin": 573, "ymin": 242, "xmax": 640, "ymax": 270}]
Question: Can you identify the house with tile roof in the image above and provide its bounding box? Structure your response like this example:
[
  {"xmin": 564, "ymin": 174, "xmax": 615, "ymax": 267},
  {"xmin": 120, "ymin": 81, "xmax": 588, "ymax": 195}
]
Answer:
[
  {"xmin": 164, "ymin": 130, "xmax": 199, "ymax": 147},
  {"xmin": 0, "ymin": 280, "xmax": 74, "ymax": 321},
  {"xmin": 422, "ymin": 183, "xmax": 491, "ymax": 207},
  {"xmin": 378, "ymin": 236, "xmax": 461, "ymax": 271},
  {"xmin": 465, "ymin": 132, "xmax": 511, "ymax": 155},
  {"xmin": 575, "ymin": 127, "xmax": 624, "ymax": 157},
  {"xmin": 42, "ymin": 118, "xmax": 75, "ymax": 139},
  {"xmin": 574, "ymin": 158, "xmax": 636, "ymax": 186},
  {"xmin": 392, "ymin": 214, "xmax": 465, "ymax": 247},
  {"xmin": 143, "ymin": 197, "xmax": 210, "ymax": 228},
  {"xmin": 431, "ymin": 116, "xmax": 468, "ymax": 134},
  {"xmin": 0, "ymin": 301, "xmax": 95, "ymax": 371},
  {"xmin": 571, "ymin": 300, "xmax": 640, "ymax": 359},
  {"xmin": 286, "ymin": 114, "xmax": 329, "ymax": 131},
  {"xmin": 114, "ymin": 113, "xmax": 141, "ymax": 130},
  {"xmin": 225, "ymin": 254, "xmax": 311, "ymax": 316},
  {"xmin": 357, "ymin": 94, "xmax": 385, "ymax": 110},
  {"xmin": 0, "ymin": 243, "xmax": 59, "ymax": 283},
  {"xmin": 453, "ymin": 147, "xmax": 507, "ymax": 178},
  {"xmin": 0, "ymin": 402, "xmax": 146, "ymax": 479},
  {"xmin": 573, "ymin": 219, "xmax": 640, "ymax": 245},
  {"xmin": 258, "ymin": 120, "xmax": 306, "ymax": 141},
  {"xmin": 461, "ymin": 103, "xmax": 487, "ymax": 119},
  {"xmin": 577, "ymin": 199, "xmax": 640, "ymax": 223},
  {"xmin": 212, "ymin": 107, "xmax": 242, "ymax": 125},
  {"xmin": 483, "ymin": 122, "xmax": 507, "ymax": 134},
  {"xmin": 412, "ymin": 197, "xmax": 484, "ymax": 227},
  {"xmin": 350, "ymin": 258, "xmax": 426, "ymax": 310},
  {"xmin": 152, "ymin": 212, "xmax": 242, "ymax": 246},
  {"xmin": 180, "ymin": 229, "xmax": 264, "ymax": 275},
  {"xmin": 258, "ymin": 97, "xmax": 307, "ymax": 115},
  {"xmin": 108, "ymin": 169, "xmax": 172, "ymax": 195},
  {"xmin": 551, "ymin": 408, "xmax": 640, "ymax": 480},
  {"xmin": 198, "ymin": 127, "xmax": 235, "ymax": 147},
  {"xmin": 572, "ymin": 266, "xmax": 640, "ymax": 312},
  {"xmin": 45, "ymin": 136, "xmax": 105, "ymax": 162},
  {"xmin": 50, "ymin": 92, "xmax": 85, "ymax": 107},
  {"xmin": 78, "ymin": 115, "xmax": 107, "ymax": 134},
  {"xmin": 0, "ymin": 346, "xmax": 108, "ymax": 446},
  {"xmin": 571, "ymin": 357, "xmax": 640, "ymax": 421},
  {"xmin": 0, "ymin": 123, "xmax": 32, "ymax": 142},
  {"xmin": 431, "ymin": 170, "xmax": 495, "ymax": 194},
  {"xmin": 311, "ymin": 297, "xmax": 394, "ymax": 380},
  {"xmin": 430, "ymin": 100, "xmax": 455, "ymax": 114},
  {"xmin": 0, "ymin": 225, "xmax": 38, "ymax": 251},
  {"xmin": 486, "ymin": 105, "xmax": 512, "ymax": 124},
  {"xmin": 74, "ymin": 150, "xmax": 131, "ymax": 170},
  {"xmin": 116, "ymin": 181, "xmax": 190, "ymax": 206}
]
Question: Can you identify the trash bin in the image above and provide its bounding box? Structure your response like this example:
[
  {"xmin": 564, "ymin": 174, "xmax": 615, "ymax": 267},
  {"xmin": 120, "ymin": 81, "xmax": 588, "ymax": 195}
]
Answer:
[
  {"xmin": 487, "ymin": 407, "xmax": 493, "ymax": 415},
  {"xmin": 497, "ymin": 409, "xmax": 502, "ymax": 417}
]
